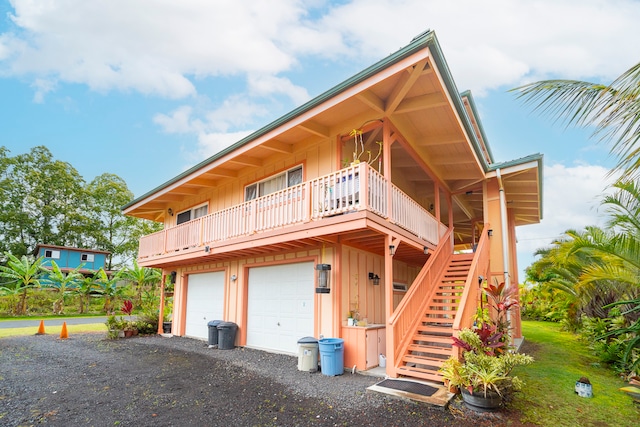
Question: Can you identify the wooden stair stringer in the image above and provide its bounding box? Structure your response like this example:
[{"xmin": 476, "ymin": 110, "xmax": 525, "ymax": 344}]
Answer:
[{"xmin": 395, "ymin": 253, "xmax": 474, "ymax": 383}]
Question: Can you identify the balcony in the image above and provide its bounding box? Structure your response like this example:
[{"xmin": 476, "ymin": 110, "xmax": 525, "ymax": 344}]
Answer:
[{"xmin": 138, "ymin": 163, "xmax": 448, "ymax": 264}]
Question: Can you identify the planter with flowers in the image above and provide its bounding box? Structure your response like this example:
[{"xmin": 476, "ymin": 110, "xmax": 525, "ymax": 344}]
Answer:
[
  {"xmin": 105, "ymin": 300, "xmax": 138, "ymax": 339},
  {"xmin": 440, "ymin": 282, "xmax": 534, "ymax": 410}
]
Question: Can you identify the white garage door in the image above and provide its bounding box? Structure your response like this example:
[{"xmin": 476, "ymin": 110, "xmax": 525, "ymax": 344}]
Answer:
[
  {"xmin": 185, "ymin": 271, "xmax": 225, "ymax": 339},
  {"xmin": 247, "ymin": 262, "xmax": 314, "ymax": 354}
]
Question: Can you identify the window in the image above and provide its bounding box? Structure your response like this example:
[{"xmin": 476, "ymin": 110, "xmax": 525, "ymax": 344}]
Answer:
[
  {"xmin": 44, "ymin": 250, "xmax": 60, "ymax": 259},
  {"xmin": 393, "ymin": 283, "xmax": 408, "ymax": 292},
  {"xmin": 176, "ymin": 203, "xmax": 209, "ymax": 225},
  {"xmin": 81, "ymin": 254, "xmax": 95, "ymax": 262},
  {"xmin": 244, "ymin": 165, "xmax": 303, "ymax": 201}
]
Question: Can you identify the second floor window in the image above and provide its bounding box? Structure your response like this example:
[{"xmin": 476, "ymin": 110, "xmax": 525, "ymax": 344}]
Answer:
[
  {"xmin": 44, "ymin": 250, "xmax": 60, "ymax": 259},
  {"xmin": 245, "ymin": 165, "xmax": 303, "ymax": 201},
  {"xmin": 176, "ymin": 203, "xmax": 208, "ymax": 225},
  {"xmin": 81, "ymin": 254, "xmax": 95, "ymax": 262}
]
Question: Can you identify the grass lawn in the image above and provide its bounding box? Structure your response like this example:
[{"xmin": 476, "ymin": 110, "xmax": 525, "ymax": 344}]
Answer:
[
  {"xmin": 0, "ymin": 323, "xmax": 106, "ymax": 338},
  {"xmin": 512, "ymin": 320, "xmax": 638, "ymax": 426}
]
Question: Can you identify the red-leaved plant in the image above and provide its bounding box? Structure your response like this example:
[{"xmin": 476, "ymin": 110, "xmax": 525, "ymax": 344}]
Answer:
[
  {"xmin": 121, "ymin": 300, "xmax": 134, "ymax": 317},
  {"xmin": 452, "ymin": 323, "xmax": 506, "ymax": 356}
]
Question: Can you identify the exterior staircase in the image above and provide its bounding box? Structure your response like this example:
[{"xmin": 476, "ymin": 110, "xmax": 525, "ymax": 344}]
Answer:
[{"xmin": 395, "ymin": 253, "xmax": 474, "ymax": 382}]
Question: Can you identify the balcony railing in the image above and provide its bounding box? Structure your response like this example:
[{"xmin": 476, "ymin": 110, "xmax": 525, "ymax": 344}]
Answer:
[{"xmin": 138, "ymin": 163, "xmax": 446, "ymax": 260}]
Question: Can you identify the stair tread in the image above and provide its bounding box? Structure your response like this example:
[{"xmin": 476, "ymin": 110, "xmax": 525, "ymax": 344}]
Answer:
[
  {"xmin": 403, "ymin": 355, "xmax": 447, "ymax": 366},
  {"xmin": 412, "ymin": 333, "xmax": 452, "ymax": 342},
  {"xmin": 408, "ymin": 343, "xmax": 453, "ymax": 353},
  {"xmin": 396, "ymin": 365, "xmax": 444, "ymax": 381}
]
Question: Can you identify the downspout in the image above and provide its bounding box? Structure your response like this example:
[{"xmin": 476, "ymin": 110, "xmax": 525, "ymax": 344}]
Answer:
[{"xmin": 495, "ymin": 169, "xmax": 510, "ymax": 288}]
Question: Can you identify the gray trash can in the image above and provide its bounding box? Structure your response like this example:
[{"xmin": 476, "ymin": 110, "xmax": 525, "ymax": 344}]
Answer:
[
  {"xmin": 297, "ymin": 336, "xmax": 319, "ymax": 372},
  {"xmin": 217, "ymin": 321, "xmax": 238, "ymax": 350},
  {"xmin": 207, "ymin": 320, "xmax": 223, "ymax": 347}
]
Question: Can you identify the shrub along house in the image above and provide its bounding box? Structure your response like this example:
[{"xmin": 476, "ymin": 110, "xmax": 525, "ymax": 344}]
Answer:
[{"xmin": 123, "ymin": 30, "xmax": 542, "ymax": 383}]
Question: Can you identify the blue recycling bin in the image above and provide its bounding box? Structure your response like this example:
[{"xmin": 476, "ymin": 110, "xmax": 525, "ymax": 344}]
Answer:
[{"xmin": 318, "ymin": 338, "xmax": 344, "ymax": 376}]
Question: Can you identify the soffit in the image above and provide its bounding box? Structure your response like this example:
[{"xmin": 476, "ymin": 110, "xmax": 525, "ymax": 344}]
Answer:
[{"xmin": 124, "ymin": 34, "xmax": 509, "ymax": 225}]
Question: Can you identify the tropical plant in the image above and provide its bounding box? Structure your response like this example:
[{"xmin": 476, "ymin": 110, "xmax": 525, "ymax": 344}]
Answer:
[
  {"xmin": 73, "ymin": 275, "xmax": 99, "ymax": 314},
  {"xmin": 440, "ymin": 328, "xmax": 533, "ymax": 398},
  {"xmin": 0, "ymin": 253, "xmax": 46, "ymax": 315},
  {"xmin": 122, "ymin": 261, "xmax": 161, "ymax": 306},
  {"xmin": 513, "ymin": 61, "xmax": 640, "ymax": 180},
  {"xmin": 94, "ymin": 268, "xmax": 124, "ymax": 313},
  {"xmin": 40, "ymin": 260, "xmax": 85, "ymax": 314},
  {"xmin": 120, "ymin": 299, "xmax": 136, "ymax": 331}
]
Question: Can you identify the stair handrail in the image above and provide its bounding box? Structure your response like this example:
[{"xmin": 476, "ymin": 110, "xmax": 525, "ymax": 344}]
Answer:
[
  {"xmin": 388, "ymin": 228, "xmax": 454, "ymax": 367},
  {"xmin": 452, "ymin": 225, "xmax": 491, "ymax": 335}
]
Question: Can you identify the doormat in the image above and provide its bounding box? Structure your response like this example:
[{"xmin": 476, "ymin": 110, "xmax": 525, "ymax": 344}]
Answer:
[{"xmin": 374, "ymin": 379, "xmax": 438, "ymax": 396}]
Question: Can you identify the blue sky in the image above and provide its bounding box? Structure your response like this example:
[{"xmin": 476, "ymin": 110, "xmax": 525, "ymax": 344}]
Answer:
[{"xmin": 2, "ymin": 0, "xmax": 640, "ymax": 279}]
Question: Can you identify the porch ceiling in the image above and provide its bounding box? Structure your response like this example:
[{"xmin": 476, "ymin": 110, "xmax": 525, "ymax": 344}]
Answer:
[{"xmin": 124, "ymin": 31, "xmax": 541, "ymax": 239}]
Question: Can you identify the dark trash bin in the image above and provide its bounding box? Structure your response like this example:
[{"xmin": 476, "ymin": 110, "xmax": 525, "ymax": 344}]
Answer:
[
  {"xmin": 217, "ymin": 321, "xmax": 238, "ymax": 350},
  {"xmin": 207, "ymin": 320, "xmax": 223, "ymax": 347},
  {"xmin": 163, "ymin": 321, "xmax": 172, "ymax": 334}
]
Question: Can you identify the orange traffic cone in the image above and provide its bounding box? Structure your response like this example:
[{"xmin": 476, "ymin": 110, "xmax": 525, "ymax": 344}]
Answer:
[
  {"xmin": 59, "ymin": 321, "xmax": 69, "ymax": 339},
  {"xmin": 36, "ymin": 320, "xmax": 46, "ymax": 335}
]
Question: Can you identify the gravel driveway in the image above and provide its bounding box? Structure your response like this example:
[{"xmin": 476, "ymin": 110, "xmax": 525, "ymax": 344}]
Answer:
[{"xmin": 0, "ymin": 333, "xmax": 515, "ymax": 426}]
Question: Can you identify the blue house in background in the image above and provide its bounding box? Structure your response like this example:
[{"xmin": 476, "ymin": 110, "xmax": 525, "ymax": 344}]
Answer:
[{"xmin": 34, "ymin": 244, "xmax": 110, "ymax": 274}]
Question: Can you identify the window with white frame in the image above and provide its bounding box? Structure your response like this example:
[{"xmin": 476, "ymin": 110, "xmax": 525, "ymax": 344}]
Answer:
[
  {"xmin": 81, "ymin": 253, "xmax": 95, "ymax": 262},
  {"xmin": 44, "ymin": 250, "xmax": 61, "ymax": 259},
  {"xmin": 244, "ymin": 165, "xmax": 303, "ymax": 201},
  {"xmin": 176, "ymin": 203, "xmax": 209, "ymax": 225}
]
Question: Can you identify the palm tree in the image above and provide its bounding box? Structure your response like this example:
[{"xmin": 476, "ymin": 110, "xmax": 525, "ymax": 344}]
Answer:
[
  {"xmin": 94, "ymin": 268, "xmax": 124, "ymax": 314},
  {"xmin": 513, "ymin": 61, "xmax": 640, "ymax": 179},
  {"xmin": 0, "ymin": 253, "xmax": 45, "ymax": 315},
  {"xmin": 74, "ymin": 275, "xmax": 99, "ymax": 314},
  {"xmin": 40, "ymin": 260, "xmax": 84, "ymax": 314},
  {"xmin": 122, "ymin": 261, "xmax": 161, "ymax": 306}
]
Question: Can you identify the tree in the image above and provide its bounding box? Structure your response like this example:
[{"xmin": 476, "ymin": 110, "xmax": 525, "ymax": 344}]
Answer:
[
  {"xmin": 0, "ymin": 146, "xmax": 160, "ymax": 264},
  {"xmin": 73, "ymin": 274, "xmax": 100, "ymax": 314},
  {"xmin": 40, "ymin": 260, "xmax": 84, "ymax": 314},
  {"xmin": 94, "ymin": 268, "xmax": 124, "ymax": 314},
  {"xmin": 513, "ymin": 61, "xmax": 640, "ymax": 180},
  {"xmin": 0, "ymin": 253, "xmax": 45, "ymax": 315},
  {"xmin": 0, "ymin": 146, "xmax": 88, "ymax": 256},
  {"xmin": 122, "ymin": 261, "xmax": 161, "ymax": 306},
  {"xmin": 85, "ymin": 173, "xmax": 160, "ymax": 270}
]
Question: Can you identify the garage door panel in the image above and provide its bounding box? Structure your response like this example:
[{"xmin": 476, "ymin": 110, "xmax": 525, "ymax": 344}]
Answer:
[
  {"xmin": 247, "ymin": 262, "xmax": 314, "ymax": 354},
  {"xmin": 185, "ymin": 272, "xmax": 224, "ymax": 339}
]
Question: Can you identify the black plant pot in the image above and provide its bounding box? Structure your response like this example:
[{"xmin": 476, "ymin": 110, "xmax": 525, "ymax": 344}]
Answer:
[
  {"xmin": 162, "ymin": 322, "xmax": 172, "ymax": 334},
  {"xmin": 460, "ymin": 388, "xmax": 502, "ymax": 411}
]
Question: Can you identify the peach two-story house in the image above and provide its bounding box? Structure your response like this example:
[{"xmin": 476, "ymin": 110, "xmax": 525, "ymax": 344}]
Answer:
[{"xmin": 123, "ymin": 30, "xmax": 542, "ymax": 383}]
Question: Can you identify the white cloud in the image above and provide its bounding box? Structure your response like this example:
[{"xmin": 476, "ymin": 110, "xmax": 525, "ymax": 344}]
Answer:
[
  {"xmin": 6, "ymin": 0, "xmax": 638, "ymax": 102},
  {"xmin": 190, "ymin": 130, "xmax": 254, "ymax": 165},
  {"xmin": 515, "ymin": 163, "xmax": 618, "ymax": 280},
  {"xmin": 30, "ymin": 77, "xmax": 56, "ymax": 103}
]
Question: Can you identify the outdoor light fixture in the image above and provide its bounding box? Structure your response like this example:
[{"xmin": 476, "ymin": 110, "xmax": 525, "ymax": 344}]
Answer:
[
  {"xmin": 315, "ymin": 264, "xmax": 331, "ymax": 294},
  {"xmin": 231, "ymin": 274, "xmax": 237, "ymax": 282},
  {"xmin": 389, "ymin": 245, "xmax": 396, "ymax": 256},
  {"xmin": 368, "ymin": 272, "xmax": 380, "ymax": 286},
  {"xmin": 423, "ymin": 246, "xmax": 429, "ymax": 255},
  {"xmin": 204, "ymin": 246, "xmax": 210, "ymax": 253},
  {"xmin": 169, "ymin": 271, "xmax": 177, "ymax": 284},
  {"xmin": 488, "ymin": 229, "xmax": 493, "ymax": 237},
  {"xmin": 168, "ymin": 208, "xmax": 174, "ymax": 216},
  {"xmin": 478, "ymin": 275, "xmax": 484, "ymax": 285}
]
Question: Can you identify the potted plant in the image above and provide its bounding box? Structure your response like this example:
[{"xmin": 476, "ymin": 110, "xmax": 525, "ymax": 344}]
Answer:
[
  {"xmin": 441, "ymin": 327, "xmax": 533, "ymax": 409},
  {"xmin": 105, "ymin": 314, "xmax": 123, "ymax": 339},
  {"xmin": 440, "ymin": 282, "xmax": 533, "ymax": 409},
  {"xmin": 121, "ymin": 299, "xmax": 138, "ymax": 337}
]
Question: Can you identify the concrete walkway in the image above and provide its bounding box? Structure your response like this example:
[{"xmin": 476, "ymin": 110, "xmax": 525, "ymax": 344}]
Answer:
[{"xmin": 0, "ymin": 317, "xmax": 108, "ymax": 328}]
